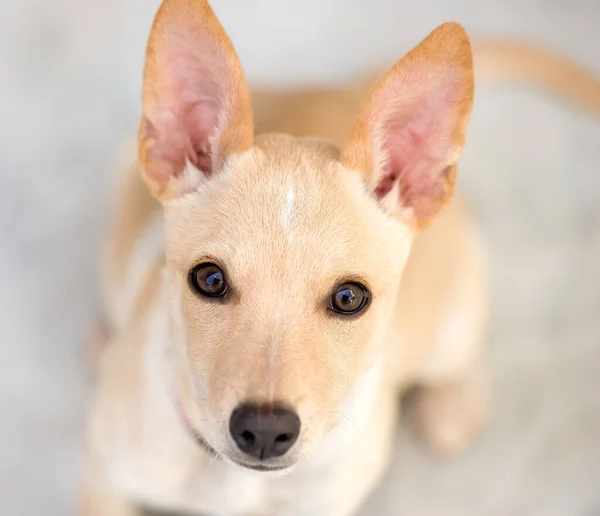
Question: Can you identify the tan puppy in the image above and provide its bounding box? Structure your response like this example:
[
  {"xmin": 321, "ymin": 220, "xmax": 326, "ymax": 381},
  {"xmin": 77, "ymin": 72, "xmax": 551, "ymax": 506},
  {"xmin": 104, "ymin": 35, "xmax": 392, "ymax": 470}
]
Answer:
[{"xmin": 81, "ymin": 1, "xmax": 600, "ymax": 515}]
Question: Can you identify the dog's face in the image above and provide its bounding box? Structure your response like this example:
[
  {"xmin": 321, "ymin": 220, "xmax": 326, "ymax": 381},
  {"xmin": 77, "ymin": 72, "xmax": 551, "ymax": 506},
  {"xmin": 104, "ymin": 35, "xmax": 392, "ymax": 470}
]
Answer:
[
  {"xmin": 139, "ymin": 0, "xmax": 473, "ymax": 472},
  {"xmin": 163, "ymin": 136, "xmax": 411, "ymax": 469}
]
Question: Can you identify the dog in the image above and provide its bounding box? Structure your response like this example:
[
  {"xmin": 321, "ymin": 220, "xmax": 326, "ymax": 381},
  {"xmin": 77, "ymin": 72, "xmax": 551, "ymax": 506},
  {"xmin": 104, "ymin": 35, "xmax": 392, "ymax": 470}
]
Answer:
[{"xmin": 80, "ymin": 1, "xmax": 600, "ymax": 514}]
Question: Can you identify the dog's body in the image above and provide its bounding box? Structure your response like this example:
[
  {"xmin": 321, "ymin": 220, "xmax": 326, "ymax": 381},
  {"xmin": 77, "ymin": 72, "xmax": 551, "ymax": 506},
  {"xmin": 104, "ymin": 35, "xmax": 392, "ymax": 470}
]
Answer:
[
  {"xmin": 85, "ymin": 159, "xmax": 486, "ymax": 516},
  {"xmin": 81, "ymin": 2, "xmax": 600, "ymax": 515}
]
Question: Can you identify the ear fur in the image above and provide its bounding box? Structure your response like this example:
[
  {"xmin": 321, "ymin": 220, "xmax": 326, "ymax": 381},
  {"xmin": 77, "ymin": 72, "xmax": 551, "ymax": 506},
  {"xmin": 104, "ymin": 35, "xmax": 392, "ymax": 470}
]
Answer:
[
  {"xmin": 138, "ymin": 0, "xmax": 254, "ymax": 199},
  {"xmin": 341, "ymin": 22, "xmax": 474, "ymax": 229}
]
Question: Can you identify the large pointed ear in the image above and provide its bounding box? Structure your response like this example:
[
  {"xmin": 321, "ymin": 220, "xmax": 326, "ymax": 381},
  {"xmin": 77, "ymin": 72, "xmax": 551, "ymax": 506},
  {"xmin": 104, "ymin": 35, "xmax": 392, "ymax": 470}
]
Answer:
[
  {"xmin": 138, "ymin": 0, "xmax": 254, "ymax": 199},
  {"xmin": 341, "ymin": 23, "xmax": 474, "ymax": 229}
]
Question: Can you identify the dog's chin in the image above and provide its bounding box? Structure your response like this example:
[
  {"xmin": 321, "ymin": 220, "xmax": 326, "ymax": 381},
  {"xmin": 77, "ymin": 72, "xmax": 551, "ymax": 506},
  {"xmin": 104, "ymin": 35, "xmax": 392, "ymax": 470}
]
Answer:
[
  {"xmin": 189, "ymin": 428, "xmax": 297, "ymax": 476},
  {"xmin": 229, "ymin": 459, "xmax": 297, "ymax": 477}
]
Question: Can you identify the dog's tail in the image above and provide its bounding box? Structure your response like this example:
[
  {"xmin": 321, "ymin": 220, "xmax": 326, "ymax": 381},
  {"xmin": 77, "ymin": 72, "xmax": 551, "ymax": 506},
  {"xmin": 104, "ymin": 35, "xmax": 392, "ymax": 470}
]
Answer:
[{"xmin": 472, "ymin": 40, "xmax": 600, "ymax": 117}]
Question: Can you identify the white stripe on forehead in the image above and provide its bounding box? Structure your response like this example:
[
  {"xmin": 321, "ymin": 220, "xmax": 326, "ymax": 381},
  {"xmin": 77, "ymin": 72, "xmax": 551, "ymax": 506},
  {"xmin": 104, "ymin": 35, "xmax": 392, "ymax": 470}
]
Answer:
[
  {"xmin": 281, "ymin": 185, "xmax": 295, "ymax": 243},
  {"xmin": 268, "ymin": 184, "xmax": 296, "ymax": 396}
]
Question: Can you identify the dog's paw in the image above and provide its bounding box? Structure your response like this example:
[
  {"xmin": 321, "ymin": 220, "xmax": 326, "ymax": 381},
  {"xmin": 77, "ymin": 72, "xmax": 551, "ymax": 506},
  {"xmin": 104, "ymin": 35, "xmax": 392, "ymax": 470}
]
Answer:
[{"xmin": 404, "ymin": 371, "xmax": 488, "ymax": 457}]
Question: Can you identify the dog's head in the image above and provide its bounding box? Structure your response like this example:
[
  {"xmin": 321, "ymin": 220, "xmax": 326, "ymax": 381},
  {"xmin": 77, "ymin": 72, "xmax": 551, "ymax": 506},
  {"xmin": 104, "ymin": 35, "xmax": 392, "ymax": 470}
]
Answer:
[{"xmin": 138, "ymin": 0, "xmax": 474, "ymax": 472}]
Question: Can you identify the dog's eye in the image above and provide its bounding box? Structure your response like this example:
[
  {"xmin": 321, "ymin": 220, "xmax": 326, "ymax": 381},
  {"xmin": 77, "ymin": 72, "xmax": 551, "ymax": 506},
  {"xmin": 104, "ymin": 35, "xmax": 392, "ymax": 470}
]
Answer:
[
  {"xmin": 189, "ymin": 263, "xmax": 228, "ymax": 298},
  {"xmin": 329, "ymin": 282, "xmax": 370, "ymax": 315}
]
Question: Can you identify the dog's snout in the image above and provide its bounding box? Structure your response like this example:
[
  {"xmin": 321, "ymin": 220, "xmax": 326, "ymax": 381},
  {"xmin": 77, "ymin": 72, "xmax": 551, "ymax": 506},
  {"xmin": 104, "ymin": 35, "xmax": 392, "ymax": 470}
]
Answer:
[{"xmin": 229, "ymin": 403, "xmax": 300, "ymax": 460}]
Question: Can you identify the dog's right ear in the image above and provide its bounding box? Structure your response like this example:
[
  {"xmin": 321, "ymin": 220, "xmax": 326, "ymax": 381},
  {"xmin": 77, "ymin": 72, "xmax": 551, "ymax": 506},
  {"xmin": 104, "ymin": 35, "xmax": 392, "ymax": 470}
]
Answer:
[{"xmin": 138, "ymin": 0, "xmax": 253, "ymax": 200}]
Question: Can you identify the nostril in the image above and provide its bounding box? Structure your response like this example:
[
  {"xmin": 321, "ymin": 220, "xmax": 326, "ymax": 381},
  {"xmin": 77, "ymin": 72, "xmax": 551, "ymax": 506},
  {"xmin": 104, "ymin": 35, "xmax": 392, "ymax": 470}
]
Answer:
[
  {"xmin": 240, "ymin": 430, "xmax": 255, "ymax": 445},
  {"xmin": 275, "ymin": 433, "xmax": 291, "ymax": 443}
]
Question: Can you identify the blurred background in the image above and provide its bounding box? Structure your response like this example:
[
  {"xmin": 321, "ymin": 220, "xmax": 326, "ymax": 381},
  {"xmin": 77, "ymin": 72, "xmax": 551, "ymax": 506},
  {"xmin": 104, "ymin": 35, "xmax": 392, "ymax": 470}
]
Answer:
[{"xmin": 1, "ymin": 0, "xmax": 599, "ymax": 515}]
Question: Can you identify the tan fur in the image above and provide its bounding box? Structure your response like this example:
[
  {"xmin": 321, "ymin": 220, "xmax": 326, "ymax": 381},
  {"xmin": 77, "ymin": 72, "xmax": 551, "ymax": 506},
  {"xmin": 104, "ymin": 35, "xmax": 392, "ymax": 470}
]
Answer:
[{"xmin": 82, "ymin": 1, "xmax": 600, "ymax": 515}]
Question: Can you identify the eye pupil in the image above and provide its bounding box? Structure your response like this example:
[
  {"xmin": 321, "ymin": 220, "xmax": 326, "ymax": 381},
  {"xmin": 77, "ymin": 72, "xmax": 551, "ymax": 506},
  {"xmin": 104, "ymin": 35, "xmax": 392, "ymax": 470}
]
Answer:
[
  {"xmin": 205, "ymin": 271, "xmax": 223, "ymax": 290},
  {"xmin": 189, "ymin": 263, "xmax": 228, "ymax": 298},
  {"xmin": 331, "ymin": 282, "xmax": 369, "ymax": 315},
  {"xmin": 337, "ymin": 289, "xmax": 357, "ymax": 306}
]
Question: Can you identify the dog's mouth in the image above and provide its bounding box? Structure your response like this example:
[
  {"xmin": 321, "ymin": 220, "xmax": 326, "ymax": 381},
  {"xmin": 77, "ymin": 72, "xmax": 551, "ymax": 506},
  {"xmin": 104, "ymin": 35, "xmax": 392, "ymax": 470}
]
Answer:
[
  {"xmin": 188, "ymin": 426, "xmax": 291, "ymax": 472},
  {"xmin": 234, "ymin": 461, "xmax": 290, "ymax": 472}
]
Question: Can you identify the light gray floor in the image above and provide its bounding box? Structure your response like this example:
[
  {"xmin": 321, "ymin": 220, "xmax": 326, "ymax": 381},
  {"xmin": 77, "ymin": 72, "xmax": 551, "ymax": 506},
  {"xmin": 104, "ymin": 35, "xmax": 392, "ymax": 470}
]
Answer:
[{"xmin": 1, "ymin": 1, "xmax": 599, "ymax": 515}]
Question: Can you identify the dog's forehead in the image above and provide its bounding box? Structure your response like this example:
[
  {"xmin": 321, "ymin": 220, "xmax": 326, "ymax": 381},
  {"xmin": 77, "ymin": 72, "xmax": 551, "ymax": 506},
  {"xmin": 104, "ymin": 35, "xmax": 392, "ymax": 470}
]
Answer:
[
  {"xmin": 218, "ymin": 142, "xmax": 368, "ymax": 261},
  {"xmin": 164, "ymin": 135, "xmax": 406, "ymax": 283},
  {"xmin": 232, "ymin": 142, "xmax": 350, "ymax": 233}
]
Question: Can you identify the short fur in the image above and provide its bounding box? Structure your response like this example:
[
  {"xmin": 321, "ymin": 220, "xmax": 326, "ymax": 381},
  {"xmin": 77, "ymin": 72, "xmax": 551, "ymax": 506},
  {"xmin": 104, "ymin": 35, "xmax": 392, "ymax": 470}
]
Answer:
[{"xmin": 81, "ymin": 1, "xmax": 600, "ymax": 515}]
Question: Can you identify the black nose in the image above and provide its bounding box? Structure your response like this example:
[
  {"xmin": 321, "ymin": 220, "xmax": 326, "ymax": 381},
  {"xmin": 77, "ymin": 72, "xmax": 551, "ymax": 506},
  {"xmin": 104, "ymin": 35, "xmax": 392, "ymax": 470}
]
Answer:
[{"xmin": 229, "ymin": 403, "xmax": 301, "ymax": 460}]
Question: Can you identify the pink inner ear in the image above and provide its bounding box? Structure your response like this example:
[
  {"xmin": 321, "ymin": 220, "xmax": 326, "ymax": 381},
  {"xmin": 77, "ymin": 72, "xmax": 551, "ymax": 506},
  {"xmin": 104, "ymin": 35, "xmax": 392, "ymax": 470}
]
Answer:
[
  {"xmin": 143, "ymin": 99, "xmax": 218, "ymax": 182},
  {"xmin": 181, "ymin": 97, "xmax": 221, "ymax": 174},
  {"xmin": 371, "ymin": 78, "xmax": 459, "ymax": 220},
  {"xmin": 145, "ymin": 38, "xmax": 232, "ymax": 180}
]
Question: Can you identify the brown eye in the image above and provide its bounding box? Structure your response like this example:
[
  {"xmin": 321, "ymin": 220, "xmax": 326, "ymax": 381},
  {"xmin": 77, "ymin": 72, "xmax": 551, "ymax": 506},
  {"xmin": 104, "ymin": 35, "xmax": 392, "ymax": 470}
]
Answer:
[
  {"xmin": 330, "ymin": 282, "xmax": 370, "ymax": 315},
  {"xmin": 189, "ymin": 263, "xmax": 228, "ymax": 298}
]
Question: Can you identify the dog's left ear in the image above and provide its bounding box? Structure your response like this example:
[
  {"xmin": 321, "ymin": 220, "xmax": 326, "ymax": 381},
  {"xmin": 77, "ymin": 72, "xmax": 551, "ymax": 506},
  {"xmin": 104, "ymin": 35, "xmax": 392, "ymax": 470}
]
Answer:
[
  {"xmin": 138, "ymin": 0, "xmax": 254, "ymax": 200},
  {"xmin": 341, "ymin": 23, "xmax": 474, "ymax": 229}
]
